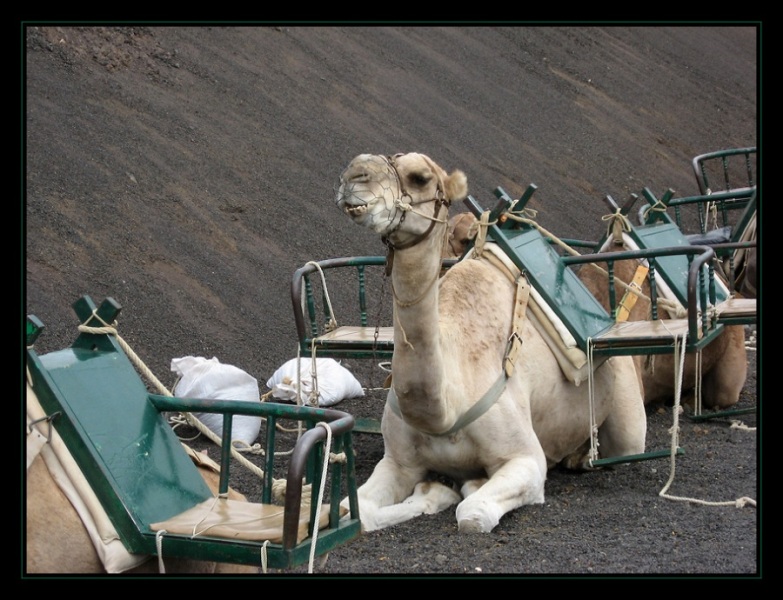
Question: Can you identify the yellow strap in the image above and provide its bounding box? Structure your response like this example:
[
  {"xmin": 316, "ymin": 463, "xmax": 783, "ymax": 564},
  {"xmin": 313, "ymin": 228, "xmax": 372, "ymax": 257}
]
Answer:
[{"xmin": 615, "ymin": 264, "xmax": 649, "ymax": 322}]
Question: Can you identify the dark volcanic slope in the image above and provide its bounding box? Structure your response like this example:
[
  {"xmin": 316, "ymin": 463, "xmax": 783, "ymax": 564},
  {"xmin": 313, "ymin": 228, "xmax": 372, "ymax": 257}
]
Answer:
[{"xmin": 25, "ymin": 25, "xmax": 756, "ymax": 382}]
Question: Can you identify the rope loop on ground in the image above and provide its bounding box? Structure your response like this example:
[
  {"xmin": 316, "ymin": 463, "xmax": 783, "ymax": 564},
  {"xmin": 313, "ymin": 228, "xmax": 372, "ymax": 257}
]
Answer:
[{"xmin": 658, "ymin": 333, "xmax": 756, "ymax": 509}]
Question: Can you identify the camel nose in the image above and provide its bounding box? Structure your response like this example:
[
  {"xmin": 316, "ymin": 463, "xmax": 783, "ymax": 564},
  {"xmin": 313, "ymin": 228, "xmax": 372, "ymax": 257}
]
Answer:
[{"xmin": 341, "ymin": 165, "xmax": 374, "ymax": 185}]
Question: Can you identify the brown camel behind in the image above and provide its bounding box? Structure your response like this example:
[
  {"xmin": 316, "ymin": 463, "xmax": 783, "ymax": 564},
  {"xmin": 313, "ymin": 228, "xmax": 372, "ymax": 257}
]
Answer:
[{"xmin": 578, "ymin": 249, "xmax": 747, "ymax": 409}]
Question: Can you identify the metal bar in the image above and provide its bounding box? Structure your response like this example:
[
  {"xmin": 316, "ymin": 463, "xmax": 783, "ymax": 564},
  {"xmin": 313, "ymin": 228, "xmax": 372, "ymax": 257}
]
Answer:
[{"xmin": 591, "ymin": 447, "xmax": 684, "ymax": 467}]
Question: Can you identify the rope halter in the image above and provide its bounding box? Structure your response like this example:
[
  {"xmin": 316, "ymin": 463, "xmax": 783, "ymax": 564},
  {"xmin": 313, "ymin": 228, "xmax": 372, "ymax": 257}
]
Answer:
[{"xmin": 380, "ymin": 154, "xmax": 451, "ymax": 252}]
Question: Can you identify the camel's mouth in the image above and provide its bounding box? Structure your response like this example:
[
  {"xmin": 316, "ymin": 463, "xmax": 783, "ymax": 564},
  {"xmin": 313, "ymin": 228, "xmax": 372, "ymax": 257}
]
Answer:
[
  {"xmin": 335, "ymin": 154, "xmax": 405, "ymax": 233},
  {"xmin": 335, "ymin": 179, "xmax": 390, "ymax": 223},
  {"xmin": 342, "ymin": 203, "xmax": 369, "ymax": 217},
  {"xmin": 336, "ymin": 188, "xmax": 374, "ymax": 220}
]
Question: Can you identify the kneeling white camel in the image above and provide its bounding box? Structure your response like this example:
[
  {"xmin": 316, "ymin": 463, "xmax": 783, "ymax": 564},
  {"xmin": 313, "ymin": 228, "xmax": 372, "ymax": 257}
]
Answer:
[{"xmin": 336, "ymin": 152, "xmax": 647, "ymax": 533}]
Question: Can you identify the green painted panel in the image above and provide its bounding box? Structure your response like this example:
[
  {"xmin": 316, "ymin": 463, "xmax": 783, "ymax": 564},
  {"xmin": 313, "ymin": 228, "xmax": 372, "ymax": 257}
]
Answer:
[
  {"xmin": 631, "ymin": 223, "xmax": 729, "ymax": 306},
  {"xmin": 497, "ymin": 229, "xmax": 614, "ymax": 349},
  {"xmin": 39, "ymin": 348, "xmax": 212, "ymax": 530}
]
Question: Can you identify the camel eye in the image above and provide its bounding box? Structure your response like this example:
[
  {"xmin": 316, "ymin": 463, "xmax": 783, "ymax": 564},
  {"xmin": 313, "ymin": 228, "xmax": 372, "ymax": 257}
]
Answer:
[{"xmin": 407, "ymin": 172, "xmax": 431, "ymax": 187}]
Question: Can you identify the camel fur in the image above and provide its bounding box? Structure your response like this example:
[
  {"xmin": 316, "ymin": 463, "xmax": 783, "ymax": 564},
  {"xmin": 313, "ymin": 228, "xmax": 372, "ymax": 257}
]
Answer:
[
  {"xmin": 26, "ymin": 409, "xmax": 257, "ymax": 575},
  {"xmin": 335, "ymin": 153, "xmax": 647, "ymax": 533},
  {"xmin": 442, "ymin": 212, "xmax": 478, "ymax": 258}
]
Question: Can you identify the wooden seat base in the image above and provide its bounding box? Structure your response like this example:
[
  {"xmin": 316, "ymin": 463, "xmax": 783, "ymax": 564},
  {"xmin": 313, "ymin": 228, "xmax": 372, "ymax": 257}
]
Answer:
[
  {"xmin": 593, "ymin": 318, "xmax": 691, "ymax": 348},
  {"xmin": 715, "ymin": 297, "xmax": 756, "ymax": 320},
  {"xmin": 151, "ymin": 498, "xmax": 344, "ymax": 545},
  {"xmin": 314, "ymin": 325, "xmax": 394, "ymax": 348}
]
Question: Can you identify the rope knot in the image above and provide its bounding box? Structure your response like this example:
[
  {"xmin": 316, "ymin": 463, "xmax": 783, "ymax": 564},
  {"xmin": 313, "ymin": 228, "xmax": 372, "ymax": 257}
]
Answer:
[
  {"xmin": 393, "ymin": 197, "xmax": 413, "ymax": 211},
  {"xmin": 329, "ymin": 451, "xmax": 347, "ymax": 464},
  {"xmin": 602, "ymin": 210, "xmax": 632, "ymax": 245},
  {"xmin": 637, "ymin": 199, "xmax": 667, "ymax": 226},
  {"xmin": 323, "ymin": 317, "xmax": 337, "ymax": 333},
  {"xmin": 509, "ymin": 203, "xmax": 538, "ymax": 220},
  {"xmin": 472, "ymin": 211, "xmax": 496, "ymax": 258}
]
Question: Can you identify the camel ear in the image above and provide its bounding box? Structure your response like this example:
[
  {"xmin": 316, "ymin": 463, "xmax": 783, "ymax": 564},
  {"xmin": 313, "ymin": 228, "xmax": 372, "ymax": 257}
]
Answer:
[{"xmin": 444, "ymin": 169, "xmax": 468, "ymax": 202}]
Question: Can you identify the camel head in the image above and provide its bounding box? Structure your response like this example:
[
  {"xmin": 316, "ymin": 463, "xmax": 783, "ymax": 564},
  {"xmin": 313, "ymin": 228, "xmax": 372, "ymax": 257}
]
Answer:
[
  {"xmin": 444, "ymin": 212, "xmax": 478, "ymax": 258},
  {"xmin": 336, "ymin": 153, "xmax": 468, "ymax": 247}
]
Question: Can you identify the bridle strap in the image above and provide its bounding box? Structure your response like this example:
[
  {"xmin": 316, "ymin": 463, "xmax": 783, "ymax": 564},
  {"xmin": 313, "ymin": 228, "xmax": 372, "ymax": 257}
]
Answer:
[
  {"xmin": 382, "ymin": 197, "xmax": 449, "ymax": 251},
  {"xmin": 381, "ymin": 154, "xmax": 451, "ymax": 255}
]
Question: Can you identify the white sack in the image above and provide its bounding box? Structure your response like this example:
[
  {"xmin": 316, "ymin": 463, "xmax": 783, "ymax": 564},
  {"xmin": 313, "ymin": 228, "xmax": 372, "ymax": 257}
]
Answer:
[
  {"xmin": 266, "ymin": 358, "xmax": 364, "ymax": 407},
  {"xmin": 171, "ymin": 356, "xmax": 262, "ymax": 446}
]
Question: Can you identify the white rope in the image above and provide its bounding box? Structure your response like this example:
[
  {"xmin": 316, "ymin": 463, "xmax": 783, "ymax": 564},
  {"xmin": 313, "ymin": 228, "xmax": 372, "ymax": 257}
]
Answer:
[
  {"xmin": 307, "ymin": 422, "xmax": 333, "ymax": 574},
  {"xmin": 658, "ymin": 333, "xmax": 756, "ymax": 508},
  {"xmin": 155, "ymin": 530, "xmax": 167, "ymax": 573},
  {"xmin": 639, "ymin": 198, "xmax": 668, "ymax": 224},
  {"xmin": 693, "ymin": 348, "xmax": 703, "ymax": 416},
  {"xmin": 303, "ymin": 354, "xmax": 318, "ymax": 408},
  {"xmin": 471, "ymin": 211, "xmax": 496, "ymax": 258},
  {"xmin": 586, "ymin": 338, "xmax": 599, "ymax": 466},
  {"xmin": 601, "ymin": 209, "xmax": 633, "ymax": 244},
  {"xmin": 303, "ymin": 261, "xmax": 338, "ymax": 333},
  {"xmin": 730, "ymin": 420, "xmax": 756, "ymax": 432},
  {"xmin": 707, "ymin": 200, "xmax": 719, "ymax": 231},
  {"xmin": 260, "ymin": 540, "xmax": 269, "ymax": 574},
  {"xmin": 296, "ymin": 261, "xmax": 337, "ymax": 412},
  {"xmin": 392, "ymin": 197, "xmax": 449, "ymax": 224}
]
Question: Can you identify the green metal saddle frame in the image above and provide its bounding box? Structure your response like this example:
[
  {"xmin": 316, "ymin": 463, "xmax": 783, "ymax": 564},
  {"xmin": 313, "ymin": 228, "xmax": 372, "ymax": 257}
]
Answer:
[
  {"xmin": 290, "ymin": 256, "xmax": 457, "ymax": 434},
  {"xmin": 462, "ymin": 187, "xmax": 739, "ymax": 466},
  {"xmin": 625, "ymin": 146, "xmax": 758, "ymax": 325},
  {"xmin": 588, "ymin": 182, "xmax": 756, "ymax": 329},
  {"xmin": 26, "ymin": 296, "xmax": 362, "ymax": 570},
  {"xmin": 464, "ymin": 187, "xmax": 726, "ymax": 359},
  {"xmin": 291, "ymin": 255, "xmax": 458, "ymax": 362},
  {"xmin": 633, "ymin": 186, "xmax": 757, "ymax": 326}
]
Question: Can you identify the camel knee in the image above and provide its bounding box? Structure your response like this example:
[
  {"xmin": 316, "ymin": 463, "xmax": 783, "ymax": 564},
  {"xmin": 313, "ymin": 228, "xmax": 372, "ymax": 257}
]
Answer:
[
  {"xmin": 702, "ymin": 369, "xmax": 746, "ymax": 409},
  {"xmin": 597, "ymin": 416, "xmax": 647, "ymax": 459}
]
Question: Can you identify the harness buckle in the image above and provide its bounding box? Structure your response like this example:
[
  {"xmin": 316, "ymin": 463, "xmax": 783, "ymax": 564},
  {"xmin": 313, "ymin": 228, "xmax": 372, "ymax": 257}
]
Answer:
[{"xmin": 504, "ymin": 331, "xmax": 523, "ymax": 377}]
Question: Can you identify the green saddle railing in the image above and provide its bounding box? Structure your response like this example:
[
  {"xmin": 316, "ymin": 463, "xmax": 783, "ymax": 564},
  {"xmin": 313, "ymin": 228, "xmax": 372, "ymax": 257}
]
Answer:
[
  {"xmin": 609, "ymin": 186, "xmax": 757, "ymax": 326},
  {"xmin": 464, "ymin": 187, "xmax": 725, "ymax": 358},
  {"xmin": 26, "ymin": 295, "xmax": 362, "ymax": 570}
]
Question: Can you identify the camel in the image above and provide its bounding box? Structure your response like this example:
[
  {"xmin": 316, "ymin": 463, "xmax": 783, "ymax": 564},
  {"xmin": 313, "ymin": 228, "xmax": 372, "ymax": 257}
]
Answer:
[
  {"xmin": 442, "ymin": 212, "xmax": 478, "ymax": 258},
  {"xmin": 578, "ymin": 240, "xmax": 748, "ymax": 409},
  {"xmin": 335, "ymin": 153, "xmax": 647, "ymax": 533},
  {"xmin": 26, "ymin": 437, "xmax": 258, "ymax": 574},
  {"xmin": 739, "ymin": 246, "xmax": 757, "ymax": 298}
]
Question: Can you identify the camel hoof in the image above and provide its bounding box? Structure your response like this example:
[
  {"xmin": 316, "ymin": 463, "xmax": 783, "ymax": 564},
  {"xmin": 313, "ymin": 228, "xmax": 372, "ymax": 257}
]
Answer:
[
  {"xmin": 560, "ymin": 452, "xmax": 600, "ymax": 472},
  {"xmin": 457, "ymin": 516, "xmax": 488, "ymax": 533}
]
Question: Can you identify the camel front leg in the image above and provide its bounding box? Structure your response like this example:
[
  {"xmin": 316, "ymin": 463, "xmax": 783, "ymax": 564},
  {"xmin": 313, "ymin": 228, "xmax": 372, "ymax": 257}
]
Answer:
[
  {"xmin": 341, "ymin": 456, "xmax": 460, "ymax": 532},
  {"xmin": 455, "ymin": 455, "xmax": 546, "ymax": 533}
]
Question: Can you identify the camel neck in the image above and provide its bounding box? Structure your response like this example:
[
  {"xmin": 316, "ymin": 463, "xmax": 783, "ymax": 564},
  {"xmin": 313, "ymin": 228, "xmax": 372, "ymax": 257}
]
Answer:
[{"xmin": 388, "ymin": 234, "xmax": 456, "ymax": 433}]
